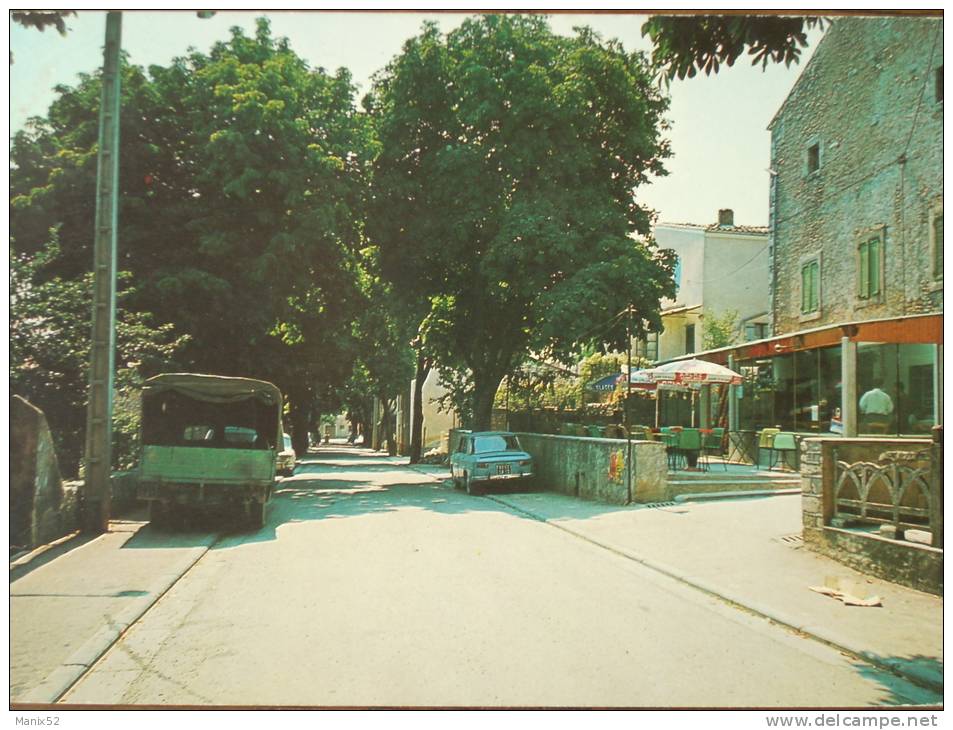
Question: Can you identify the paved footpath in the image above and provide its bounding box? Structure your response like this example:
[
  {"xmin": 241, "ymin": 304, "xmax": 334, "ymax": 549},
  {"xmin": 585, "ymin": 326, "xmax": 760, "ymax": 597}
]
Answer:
[{"xmin": 10, "ymin": 517, "xmax": 217, "ymax": 703}]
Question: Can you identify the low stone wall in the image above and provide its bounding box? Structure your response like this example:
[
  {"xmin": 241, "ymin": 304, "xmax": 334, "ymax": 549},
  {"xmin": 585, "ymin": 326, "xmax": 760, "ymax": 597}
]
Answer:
[
  {"xmin": 801, "ymin": 437, "xmax": 942, "ymax": 595},
  {"xmin": 451, "ymin": 430, "xmax": 667, "ymax": 505}
]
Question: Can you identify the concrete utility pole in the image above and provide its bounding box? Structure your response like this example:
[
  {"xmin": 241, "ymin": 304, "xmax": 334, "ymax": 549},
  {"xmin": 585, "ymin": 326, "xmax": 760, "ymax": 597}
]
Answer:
[
  {"xmin": 625, "ymin": 305, "xmax": 633, "ymax": 504},
  {"xmin": 82, "ymin": 11, "xmax": 122, "ymax": 533}
]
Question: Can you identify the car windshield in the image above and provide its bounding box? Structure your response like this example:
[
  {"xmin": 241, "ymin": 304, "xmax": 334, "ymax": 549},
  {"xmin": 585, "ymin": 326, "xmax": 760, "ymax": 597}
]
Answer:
[{"xmin": 473, "ymin": 434, "xmax": 521, "ymax": 453}]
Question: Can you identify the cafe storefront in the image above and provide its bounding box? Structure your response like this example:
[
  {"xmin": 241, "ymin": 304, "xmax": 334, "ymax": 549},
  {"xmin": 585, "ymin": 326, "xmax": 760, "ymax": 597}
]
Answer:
[{"xmin": 663, "ymin": 313, "xmax": 942, "ymax": 439}]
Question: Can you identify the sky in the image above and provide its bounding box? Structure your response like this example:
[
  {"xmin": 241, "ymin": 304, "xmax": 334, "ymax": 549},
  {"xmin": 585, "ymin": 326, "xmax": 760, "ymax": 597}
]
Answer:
[{"xmin": 8, "ymin": 9, "xmax": 825, "ymax": 227}]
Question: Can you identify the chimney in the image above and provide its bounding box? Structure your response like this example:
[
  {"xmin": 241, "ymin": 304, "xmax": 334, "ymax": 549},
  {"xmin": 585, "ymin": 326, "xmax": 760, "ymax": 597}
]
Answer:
[{"xmin": 718, "ymin": 209, "xmax": 734, "ymax": 227}]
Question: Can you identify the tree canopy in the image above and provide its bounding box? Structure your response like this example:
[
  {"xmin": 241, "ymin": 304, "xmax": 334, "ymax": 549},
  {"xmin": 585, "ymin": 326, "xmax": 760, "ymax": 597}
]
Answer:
[
  {"xmin": 10, "ymin": 18, "xmax": 381, "ymax": 463},
  {"xmin": 642, "ymin": 14, "xmax": 826, "ymax": 82},
  {"xmin": 367, "ymin": 15, "xmax": 676, "ymax": 429}
]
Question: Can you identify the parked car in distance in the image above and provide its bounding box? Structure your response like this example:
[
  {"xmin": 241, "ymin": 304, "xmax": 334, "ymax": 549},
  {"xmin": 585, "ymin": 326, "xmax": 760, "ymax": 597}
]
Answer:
[
  {"xmin": 277, "ymin": 433, "xmax": 296, "ymax": 476},
  {"xmin": 450, "ymin": 431, "xmax": 534, "ymax": 496}
]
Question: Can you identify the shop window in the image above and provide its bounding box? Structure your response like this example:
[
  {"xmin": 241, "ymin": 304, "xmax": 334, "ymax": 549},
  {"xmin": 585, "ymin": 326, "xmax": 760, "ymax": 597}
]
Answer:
[
  {"xmin": 857, "ymin": 233, "xmax": 883, "ymax": 300},
  {"xmin": 800, "ymin": 258, "xmax": 820, "ymax": 314}
]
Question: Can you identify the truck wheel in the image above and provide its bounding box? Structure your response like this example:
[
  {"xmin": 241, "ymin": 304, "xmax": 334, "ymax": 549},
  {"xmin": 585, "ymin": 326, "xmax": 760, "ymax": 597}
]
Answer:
[
  {"xmin": 248, "ymin": 501, "xmax": 266, "ymax": 529},
  {"xmin": 149, "ymin": 501, "xmax": 170, "ymax": 530}
]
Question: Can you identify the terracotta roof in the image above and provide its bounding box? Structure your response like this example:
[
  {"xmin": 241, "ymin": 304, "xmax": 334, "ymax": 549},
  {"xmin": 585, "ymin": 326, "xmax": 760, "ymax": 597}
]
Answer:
[{"xmin": 656, "ymin": 221, "xmax": 769, "ymax": 235}]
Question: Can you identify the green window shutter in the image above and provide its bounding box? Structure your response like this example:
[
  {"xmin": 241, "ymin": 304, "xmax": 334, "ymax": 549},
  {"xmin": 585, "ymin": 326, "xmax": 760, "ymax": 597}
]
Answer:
[
  {"xmin": 801, "ymin": 266, "xmax": 808, "ymax": 313},
  {"xmin": 811, "ymin": 261, "xmax": 819, "ymax": 311},
  {"xmin": 859, "ymin": 241, "xmax": 869, "ymax": 298},
  {"xmin": 869, "ymin": 237, "xmax": 880, "ymax": 297},
  {"xmin": 935, "ymin": 215, "xmax": 943, "ymax": 278}
]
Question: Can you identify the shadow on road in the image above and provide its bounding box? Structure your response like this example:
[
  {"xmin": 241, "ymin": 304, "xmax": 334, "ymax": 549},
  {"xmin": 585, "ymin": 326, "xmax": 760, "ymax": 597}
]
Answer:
[{"xmin": 849, "ymin": 653, "xmax": 943, "ymax": 705}]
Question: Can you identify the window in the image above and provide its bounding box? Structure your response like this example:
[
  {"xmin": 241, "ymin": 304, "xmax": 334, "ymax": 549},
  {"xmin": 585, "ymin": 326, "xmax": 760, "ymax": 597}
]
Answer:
[
  {"xmin": 673, "ymin": 256, "xmax": 682, "ymax": 294},
  {"xmin": 857, "ymin": 235, "xmax": 882, "ymax": 299},
  {"xmin": 807, "ymin": 143, "xmax": 820, "ymax": 174},
  {"xmin": 801, "ymin": 259, "xmax": 820, "ymax": 314},
  {"xmin": 745, "ymin": 322, "xmax": 768, "ymax": 341},
  {"xmin": 937, "ymin": 66, "xmax": 943, "ymax": 103},
  {"xmin": 932, "ymin": 211, "xmax": 943, "ymax": 279},
  {"xmin": 685, "ymin": 324, "xmax": 695, "ymax": 354}
]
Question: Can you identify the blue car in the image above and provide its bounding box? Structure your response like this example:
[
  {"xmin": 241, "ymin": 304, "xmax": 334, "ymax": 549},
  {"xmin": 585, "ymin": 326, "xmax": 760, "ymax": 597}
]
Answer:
[{"xmin": 450, "ymin": 431, "xmax": 535, "ymax": 495}]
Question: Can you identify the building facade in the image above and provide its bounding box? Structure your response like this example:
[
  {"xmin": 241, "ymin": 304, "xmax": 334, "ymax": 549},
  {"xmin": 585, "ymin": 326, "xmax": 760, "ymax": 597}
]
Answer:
[
  {"xmin": 642, "ymin": 210, "xmax": 769, "ymax": 363},
  {"xmin": 768, "ymin": 16, "xmax": 942, "ymax": 332},
  {"xmin": 681, "ymin": 16, "xmax": 943, "ymax": 438}
]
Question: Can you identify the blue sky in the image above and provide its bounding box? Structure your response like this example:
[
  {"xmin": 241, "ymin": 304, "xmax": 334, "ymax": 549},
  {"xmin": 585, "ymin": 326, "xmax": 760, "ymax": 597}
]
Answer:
[{"xmin": 9, "ymin": 10, "xmax": 823, "ymax": 226}]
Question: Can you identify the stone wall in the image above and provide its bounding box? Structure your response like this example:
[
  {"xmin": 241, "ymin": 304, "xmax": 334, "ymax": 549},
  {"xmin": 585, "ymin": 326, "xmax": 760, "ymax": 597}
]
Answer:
[
  {"xmin": 801, "ymin": 436, "xmax": 941, "ymax": 594},
  {"xmin": 451, "ymin": 430, "xmax": 667, "ymax": 505},
  {"xmin": 770, "ymin": 17, "xmax": 943, "ymax": 334},
  {"xmin": 10, "ymin": 396, "xmax": 73, "ymax": 550}
]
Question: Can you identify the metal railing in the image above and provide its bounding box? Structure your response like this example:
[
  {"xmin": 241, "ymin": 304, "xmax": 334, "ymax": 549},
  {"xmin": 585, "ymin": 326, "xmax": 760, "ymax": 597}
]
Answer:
[{"xmin": 832, "ymin": 443, "xmax": 941, "ymax": 548}]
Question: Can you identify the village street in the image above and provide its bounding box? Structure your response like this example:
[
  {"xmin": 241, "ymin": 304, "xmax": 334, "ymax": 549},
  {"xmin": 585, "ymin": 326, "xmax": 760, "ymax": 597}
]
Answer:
[{"xmin": 11, "ymin": 446, "xmax": 940, "ymax": 708}]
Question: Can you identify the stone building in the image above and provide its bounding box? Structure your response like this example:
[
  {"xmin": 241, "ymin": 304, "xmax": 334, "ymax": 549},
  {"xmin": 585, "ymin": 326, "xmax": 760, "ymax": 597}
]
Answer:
[
  {"xmin": 660, "ymin": 16, "xmax": 942, "ymax": 438},
  {"xmin": 768, "ymin": 15, "xmax": 942, "ymax": 331}
]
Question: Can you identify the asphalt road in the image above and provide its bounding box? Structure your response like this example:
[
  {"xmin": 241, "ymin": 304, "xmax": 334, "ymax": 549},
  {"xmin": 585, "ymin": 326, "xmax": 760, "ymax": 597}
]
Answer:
[{"xmin": 61, "ymin": 448, "xmax": 936, "ymax": 708}]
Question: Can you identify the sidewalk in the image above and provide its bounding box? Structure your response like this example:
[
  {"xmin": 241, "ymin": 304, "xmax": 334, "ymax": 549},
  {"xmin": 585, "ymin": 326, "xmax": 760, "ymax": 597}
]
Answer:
[
  {"xmin": 488, "ymin": 489, "xmax": 943, "ymax": 693},
  {"xmin": 10, "ymin": 515, "xmax": 217, "ymax": 704}
]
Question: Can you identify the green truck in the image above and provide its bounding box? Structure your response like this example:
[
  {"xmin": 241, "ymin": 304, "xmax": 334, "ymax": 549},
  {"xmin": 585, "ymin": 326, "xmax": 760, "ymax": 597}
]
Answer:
[{"xmin": 136, "ymin": 373, "xmax": 283, "ymax": 528}]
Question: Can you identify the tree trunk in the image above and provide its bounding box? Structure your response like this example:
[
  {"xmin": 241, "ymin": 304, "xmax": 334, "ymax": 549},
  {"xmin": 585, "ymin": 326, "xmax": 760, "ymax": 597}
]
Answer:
[
  {"xmin": 409, "ymin": 355, "xmax": 432, "ymax": 463},
  {"xmin": 471, "ymin": 372, "xmax": 504, "ymax": 431},
  {"xmin": 288, "ymin": 392, "xmax": 311, "ymax": 455},
  {"xmin": 381, "ymin": 397, "xmax": 397, "ymax": 456}
]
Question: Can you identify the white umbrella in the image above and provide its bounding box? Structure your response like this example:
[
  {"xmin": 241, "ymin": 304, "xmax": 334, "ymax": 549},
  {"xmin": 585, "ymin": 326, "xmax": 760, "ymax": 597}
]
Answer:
[{"xmin": 647, "ymin": 358, "xmax": 743, "ymax": 386}]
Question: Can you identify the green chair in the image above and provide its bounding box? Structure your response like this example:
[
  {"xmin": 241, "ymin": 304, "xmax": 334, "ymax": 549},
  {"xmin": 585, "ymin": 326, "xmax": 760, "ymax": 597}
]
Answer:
[
  {"xmin": 678, "ymin": 428, "xmax": 704, "ymax": 471},
  {"xmin": 703, "ymin": 427, "xmax": 727, "ymax": 471},
  {"xmin": 756, "ymin": 428, "xmax": 780, "ymax": 470},
  {"xmin": 770, "ymin": 432, "xmax": 798, "ymax": 471}
]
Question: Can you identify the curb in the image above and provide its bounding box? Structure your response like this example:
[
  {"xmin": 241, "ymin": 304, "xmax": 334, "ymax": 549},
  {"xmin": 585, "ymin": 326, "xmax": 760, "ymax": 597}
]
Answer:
[
  {"xmin": 489, "ymin": 494, "xmax": 943, "ymax": 696},
  {"xmin": 10, "ymin": 531, "xmax": 100, "ymax": 583},
  {"xmin": 18, "ymin": 537, "xmax": 216, "ymax": 705},
  {"xmin": 673, "ymin": 488, "xmax": 802, "ymax": 503}
]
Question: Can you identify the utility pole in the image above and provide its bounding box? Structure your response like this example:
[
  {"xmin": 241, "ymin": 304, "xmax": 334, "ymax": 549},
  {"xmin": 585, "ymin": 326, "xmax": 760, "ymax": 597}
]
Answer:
[
  {"xmin": 625, "ymin": 305, "xmax": 633, "ymax": 504},
  {"xmin": 82, "ymin": 11, "xmax": 122, "ymax": 533}
]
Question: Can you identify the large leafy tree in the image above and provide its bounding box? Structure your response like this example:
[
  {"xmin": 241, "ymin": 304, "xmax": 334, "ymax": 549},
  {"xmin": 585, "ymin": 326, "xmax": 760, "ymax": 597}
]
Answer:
[
  {"xmin": 11, "ymin": 19, "xmax": 376, "ymax": 455},
  {"xmin": 367, "ymin": 15, "xmax": 676, "ymax": 429}
]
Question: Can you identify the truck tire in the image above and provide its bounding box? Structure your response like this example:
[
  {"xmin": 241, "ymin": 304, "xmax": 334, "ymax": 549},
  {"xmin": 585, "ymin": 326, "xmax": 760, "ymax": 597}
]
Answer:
[
  {"xmin": 247, "ymin": 500, "xmax": 266, "ymax": 530},
  {"xmin": 149, "ymin": 500, "xmax": 171, "ymax": 530}
]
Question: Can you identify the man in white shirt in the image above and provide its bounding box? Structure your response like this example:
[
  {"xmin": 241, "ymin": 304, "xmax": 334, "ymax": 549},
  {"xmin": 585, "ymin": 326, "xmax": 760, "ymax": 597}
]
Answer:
[{"xmin": 859, "ymin": 380, "xmax": 893, "ymax": 433}]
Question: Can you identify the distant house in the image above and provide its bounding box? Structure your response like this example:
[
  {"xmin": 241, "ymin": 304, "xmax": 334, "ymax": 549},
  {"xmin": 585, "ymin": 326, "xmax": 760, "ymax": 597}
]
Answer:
[
  {"xmin": 676, "ymin": 16, "xmax": 942, "ymax": 437},
  {"xmin": 638, "ymin": 209, "xmax": 769, "ymax": 363}
]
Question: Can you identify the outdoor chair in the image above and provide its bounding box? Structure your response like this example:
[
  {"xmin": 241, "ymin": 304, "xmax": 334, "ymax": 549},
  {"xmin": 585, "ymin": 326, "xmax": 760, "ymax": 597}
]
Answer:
[
  {"xmin": 703, "ymin": 427, "xmax": 727, "ymax": 471},
  {"xmin": 660, "ymin": 427, "xmax": 680, "ymax": 470},
  {"xmin": 756, "ymin": 428, "xmax": 780, "ymax": 470},
  {"xmin": 770, "ymin": 432, "xmax": 798, "ymax": 471},
  {"xmin": 678, "ymin": 428, "xmax": 705, "ymax": 471}
]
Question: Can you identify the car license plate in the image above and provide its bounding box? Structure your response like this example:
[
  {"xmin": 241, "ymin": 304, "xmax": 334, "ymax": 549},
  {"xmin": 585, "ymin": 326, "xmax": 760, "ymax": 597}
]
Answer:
[{"xmin": 497, "ymin": 464, "xmax": 512, "ymax": 475}]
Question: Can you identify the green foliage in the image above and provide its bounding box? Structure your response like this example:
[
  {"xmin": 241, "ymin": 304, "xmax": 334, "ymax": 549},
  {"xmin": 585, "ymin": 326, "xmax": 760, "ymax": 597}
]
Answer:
[
  {"xmin": 642, "ymin": 15, "xmax": 826, "ymax": 83},
  {"xmin": 702, "ymin": 309, "xmax": 740, "ymax": 350},
  {"xmin": 10, "ymin": 19, "xmax": 380, "ymax": 456},
  {"xmin": 10, "ymin": 235, "xmax": 189, "ymax": 475},
  {"xmin": 368, "ymin": 15, "xmax": 675, "ymax": 428}
]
